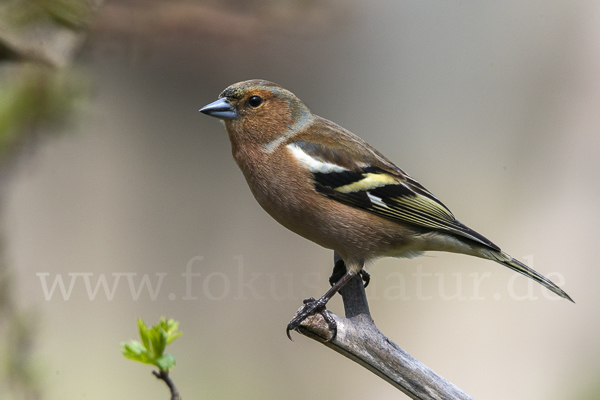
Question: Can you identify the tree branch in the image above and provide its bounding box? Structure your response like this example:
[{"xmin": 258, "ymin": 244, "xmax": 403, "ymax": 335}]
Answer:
[
  {"xmin": 152, "ymin": 369, "xmax": 181, "ymax": 400},
  {"xmin": 295, "ymin": 253, "xmax": 474, "ymax": 400}
]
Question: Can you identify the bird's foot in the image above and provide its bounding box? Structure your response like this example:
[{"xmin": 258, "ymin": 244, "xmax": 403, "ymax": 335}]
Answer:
[{"xmin": 286, "ymin": 297, "xmax": 337, "ymax": 342}]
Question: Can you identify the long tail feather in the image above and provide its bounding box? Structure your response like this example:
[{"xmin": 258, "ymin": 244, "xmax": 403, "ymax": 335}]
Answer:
[{"xmin": 489, "ymin": 251, "xmax": 574, "ymax": 302}]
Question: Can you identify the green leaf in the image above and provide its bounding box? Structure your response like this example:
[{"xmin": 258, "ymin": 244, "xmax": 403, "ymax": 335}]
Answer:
[
  {"xmin": 166, "ymin": 330, "xmax": 183, "ymax": 345},
  {"xmin": 155, "ymin": 353, "xmax": 176, "ymax": 371},
  {"xmin": 121, "ymin": 341, "xmax": 154, "ymax": 365},
  {"xmin": 152, "ymin": 329, "xmax": 167, "ymax": 359},
  {"xmin": 137, "ymin": 319, "xmax": 150, "ymax": 351},
  {"xmin": 122, "ymin": 317, "xmax": 182, "ymax": 372},
  {"xmin": 122, "ymin": 340, "xmax": 145, "ymax": 356}
]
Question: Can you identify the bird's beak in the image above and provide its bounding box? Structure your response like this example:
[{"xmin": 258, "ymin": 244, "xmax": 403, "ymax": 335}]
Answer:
[{"xmin": 199, "ymin": 98, "xmax": 238, "ymax": 120}]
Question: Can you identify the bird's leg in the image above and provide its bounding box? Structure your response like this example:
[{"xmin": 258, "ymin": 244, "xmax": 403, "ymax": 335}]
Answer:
[
  {"xmin": 287, "ymin": 270, "xmax": 354, "ymax": 342},
  {"xmin": 359, "ymin": 270, "xmax": 370, "ymax": 288},
  {"xmin": 329, "ymin": 259, "xmax": 370, "ymax": 288},
  {"xmin": 328, "ymin": 257, "xmax": 346, "ymax": 286}
]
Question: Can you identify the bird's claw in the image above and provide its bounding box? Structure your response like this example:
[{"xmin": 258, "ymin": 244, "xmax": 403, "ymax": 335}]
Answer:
[{"xmin": 286, "ymin": 297, "xmax": 337, "ymax": 342}]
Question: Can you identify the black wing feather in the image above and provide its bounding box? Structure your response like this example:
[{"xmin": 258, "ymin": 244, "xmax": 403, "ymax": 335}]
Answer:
[{"xmin": 295, "ymin": 141, "xmax": 500, "ymax": 251}]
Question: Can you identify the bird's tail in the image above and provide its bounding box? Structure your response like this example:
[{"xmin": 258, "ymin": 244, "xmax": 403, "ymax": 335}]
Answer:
[{"xmin": 484, "ymin": 250, "xmax": 574, "ymax": 302}]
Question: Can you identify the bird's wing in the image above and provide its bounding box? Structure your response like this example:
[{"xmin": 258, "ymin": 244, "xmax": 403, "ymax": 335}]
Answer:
[{"xmin": 287, "ymin": 137, "xmax": 500, "ymax": 251}]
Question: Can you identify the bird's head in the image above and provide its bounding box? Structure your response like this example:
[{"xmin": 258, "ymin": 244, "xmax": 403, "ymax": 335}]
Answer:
[{"xmin": 200, "ymin": 80, "xmax": 312, "ymax": 146}]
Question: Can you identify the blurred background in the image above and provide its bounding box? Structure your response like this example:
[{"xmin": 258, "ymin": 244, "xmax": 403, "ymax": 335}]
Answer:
[{"xmin": 1, "ymin": 0, "xmax": 599, "ymax": 399}]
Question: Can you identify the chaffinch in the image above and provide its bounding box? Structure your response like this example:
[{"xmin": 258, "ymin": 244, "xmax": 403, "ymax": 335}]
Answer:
[{"xmin": 200, "ymin": 80, "xmax": 573, "ymax": 338}]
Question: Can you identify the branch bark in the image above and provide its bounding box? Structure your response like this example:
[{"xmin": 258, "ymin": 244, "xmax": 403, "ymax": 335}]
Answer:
[{"xmin": 295, "ymin": 253, "xmax": 475, "ymax": 400}]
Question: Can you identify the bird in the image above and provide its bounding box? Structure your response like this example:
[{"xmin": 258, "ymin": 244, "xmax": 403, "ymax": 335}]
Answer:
[{"xmin": 200, "ymin": 79, "xmax": 573, "ymax": 340}]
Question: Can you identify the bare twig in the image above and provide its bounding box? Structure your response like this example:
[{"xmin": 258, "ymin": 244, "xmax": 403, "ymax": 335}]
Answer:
[
  {"xmin": 152, "ymin": 370, "xmax": 181, "ymax": 400},
  {"xmin": 295, "ymin": 253, "xmax": 474, "ymax": 400}
]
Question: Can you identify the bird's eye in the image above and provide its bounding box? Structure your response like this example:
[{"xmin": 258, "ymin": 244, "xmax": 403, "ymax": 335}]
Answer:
[{"xmin": 248, "ymin": 96, "xmax": 263, "ymax": 108}]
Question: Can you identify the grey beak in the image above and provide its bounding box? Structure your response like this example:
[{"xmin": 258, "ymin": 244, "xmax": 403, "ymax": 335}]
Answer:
[{"xmin": 199, "ymin": 98, "xmax": 238, "ymax": 120}]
